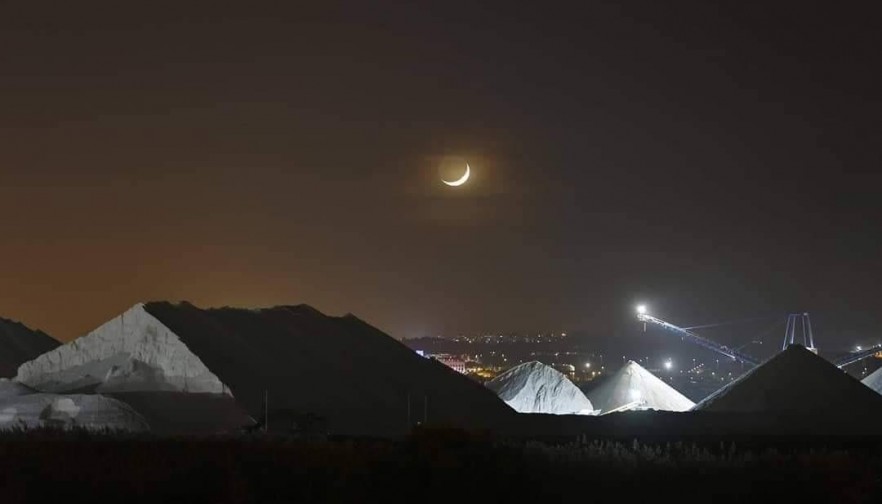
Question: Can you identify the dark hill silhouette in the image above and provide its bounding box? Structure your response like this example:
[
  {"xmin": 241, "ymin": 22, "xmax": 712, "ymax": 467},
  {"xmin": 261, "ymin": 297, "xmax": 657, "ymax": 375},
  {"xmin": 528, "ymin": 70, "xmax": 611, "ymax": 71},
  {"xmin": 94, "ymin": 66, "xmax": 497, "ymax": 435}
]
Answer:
[
  {"xmin": 143, "ymin": 302, "xmax": 514, "ymax": 436},
  {"xmin": 0, "ymin": 317, "xmax": 59, "ymax": 378},
  {"xmin": 692, "ymin": 344, "xmax": 882, "ymax": 434}
]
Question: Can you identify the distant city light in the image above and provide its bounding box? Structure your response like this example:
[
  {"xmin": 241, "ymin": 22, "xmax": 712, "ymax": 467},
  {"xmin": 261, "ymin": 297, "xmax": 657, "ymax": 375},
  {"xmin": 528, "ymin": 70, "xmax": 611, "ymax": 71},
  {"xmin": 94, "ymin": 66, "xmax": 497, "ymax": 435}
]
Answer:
[
  {"xmin": 664, "ymin": 360, "xmax": 673, "ymax": 370},
  {"xmin": 584, "ymin": 362, "xmax": 591, "ymax": 369},
  {"xmin": 857, "ymin": 345, "xmax": 863, "ymax": 351},
  {"xmin": 636, "ymin": 304, "xmax": 647, "ymax": 315}
]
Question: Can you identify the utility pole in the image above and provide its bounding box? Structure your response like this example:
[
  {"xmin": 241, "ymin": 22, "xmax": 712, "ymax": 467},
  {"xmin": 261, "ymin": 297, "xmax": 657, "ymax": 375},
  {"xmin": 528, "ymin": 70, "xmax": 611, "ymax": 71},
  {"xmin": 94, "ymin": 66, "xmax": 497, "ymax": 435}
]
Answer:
[
  {"xmin": 264, "ymin": 390, "xmax": 268, "ymax": 434},
  {"xmin": 406, "ymin": 393, "xmax": 411, "ymax": 428},
  {"xmin": 423, "ymin": 394, "xmax": 428, "ymax": 424}
]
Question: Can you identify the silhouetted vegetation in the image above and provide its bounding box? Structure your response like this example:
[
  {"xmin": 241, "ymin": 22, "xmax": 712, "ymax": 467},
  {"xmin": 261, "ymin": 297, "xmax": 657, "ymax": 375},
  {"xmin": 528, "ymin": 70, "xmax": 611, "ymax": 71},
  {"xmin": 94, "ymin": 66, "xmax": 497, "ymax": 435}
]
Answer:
[{"xmin": 1, "ymin": 427, "xmax": 880, "ymax": 503}]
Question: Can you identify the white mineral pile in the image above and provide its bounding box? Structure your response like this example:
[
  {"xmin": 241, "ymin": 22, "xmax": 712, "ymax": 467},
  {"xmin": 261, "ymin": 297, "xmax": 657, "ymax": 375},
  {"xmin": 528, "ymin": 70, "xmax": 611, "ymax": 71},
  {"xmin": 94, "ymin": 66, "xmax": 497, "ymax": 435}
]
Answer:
[
  {"xmin": 16, "ymin": 304, "xmax": 230, "ymax": 395},
  {"xmin": 0, "ymin": 378, "xmax": 36, "ymax": 399},
  {"xmin": 586, "ymin": 361, "xmax": 694, "ymax": 414},
  {"xmin": 486, "ymin": 361, "xmax": 595, "ymax": 415},
  {"xmin": 0, "ymin": 392, "xmax": 149, "ymax": 432},
  {"xmin": 862, "ymin": 367, "xmax": 882, "ymax": 395}
]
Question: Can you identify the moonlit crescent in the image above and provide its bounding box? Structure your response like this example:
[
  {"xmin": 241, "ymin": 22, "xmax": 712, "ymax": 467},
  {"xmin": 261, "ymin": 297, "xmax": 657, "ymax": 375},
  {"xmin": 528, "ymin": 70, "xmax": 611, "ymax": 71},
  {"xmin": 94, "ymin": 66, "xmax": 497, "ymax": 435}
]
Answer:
[{"xmin": 442, "ymin": 163, "xmax": 470, "ymax": 187}]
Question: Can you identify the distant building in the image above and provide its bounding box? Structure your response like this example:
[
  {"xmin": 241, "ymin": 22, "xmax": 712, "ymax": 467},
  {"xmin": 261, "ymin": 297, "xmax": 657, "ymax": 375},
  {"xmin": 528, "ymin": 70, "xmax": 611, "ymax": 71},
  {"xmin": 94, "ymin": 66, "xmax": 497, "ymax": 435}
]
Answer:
[
  {"xmin": 430, "ymin": 354, "xmax": 467, "ymax": 374},
  {"xmin": 552, "ymin": 363, "xmax": 576, "ymax": 379},
  {"xmin": 437, "ymin": 356, "xmax": 466, "ymax": 374}
]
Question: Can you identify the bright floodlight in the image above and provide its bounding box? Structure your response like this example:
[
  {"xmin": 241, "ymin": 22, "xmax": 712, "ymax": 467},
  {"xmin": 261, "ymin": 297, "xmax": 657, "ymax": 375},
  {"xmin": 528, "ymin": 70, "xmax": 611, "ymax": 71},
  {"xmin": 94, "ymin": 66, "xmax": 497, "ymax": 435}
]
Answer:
[
  {"xmin": 636, "ymin": 304, "xmax": 647, "ymax": 315},
  {"xmin": 584, "ymin": 362, "xmax": 591, "ymax": 368},
  {"xmin": 664, "ymin": 360, "xmax": 673, "ymax": 370}
]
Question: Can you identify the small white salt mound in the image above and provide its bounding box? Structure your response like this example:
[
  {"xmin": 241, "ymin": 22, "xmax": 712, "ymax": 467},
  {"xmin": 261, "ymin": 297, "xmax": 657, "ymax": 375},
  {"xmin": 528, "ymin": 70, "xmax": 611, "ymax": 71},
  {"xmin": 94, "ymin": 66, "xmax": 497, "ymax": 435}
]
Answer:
[
  {"xmin": 862, "ymin": 367, "xmax": 882, "ymax": 395},
  {"xmin": 0, "ymin": 393, "xmax": 149, "ymax": 431},
  {"xmin": 16, "ymin": 304, "xmax": 230, "ymax": 395},
  {"xmin": 486, "ymin": 361, "xmax": 595, "ymax": 415},
  {"xmin": 0, "ymin": 378, "xmax": 35, "ymax": 399},
  {"xmin": 586, "ymin": 361, "xmax": 694, "ymax": 414}
]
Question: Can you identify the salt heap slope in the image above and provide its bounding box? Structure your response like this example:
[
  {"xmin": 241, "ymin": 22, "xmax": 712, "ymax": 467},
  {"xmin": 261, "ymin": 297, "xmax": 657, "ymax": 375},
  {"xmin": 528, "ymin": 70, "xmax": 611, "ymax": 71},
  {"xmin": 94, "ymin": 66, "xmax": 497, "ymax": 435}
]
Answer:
[
  {"xmin": 585, "ymin": 361, "xmax": 694, "ymax": 414},
  {"xmin": 19, "ymin": 302, "xmax": 514, "ymax": 436},
  {"xmin": 0, "ymin": 393, "xmax": 149, "ymax": 432},
  {"xmin": 486, "ymin": 361, "xmax": 594, "ymax": 415},
  {"xmin": 0, "ymin": 378, "xmax": 36, "ymax": 399},
  {"xmin": 694, "ymin": 345, "xmax": 882, "ymax": 433},
  {"xmin": 17, "ymin": 304, "xmax": 254, "ymax": 434},
  {"xmin": 861, "ymin": 367, "xmax": 882, "ymax": 396},
  {"xmin": 0, "ymin": 317, "xmax": 59, "ymax": 377},
  {"xmin": 18, "ymin": 304, "xmax": 231, "ymax": 394},
  {"xmin": 0, "ymin": 378, "xmax": 148, "ymax": 432}
]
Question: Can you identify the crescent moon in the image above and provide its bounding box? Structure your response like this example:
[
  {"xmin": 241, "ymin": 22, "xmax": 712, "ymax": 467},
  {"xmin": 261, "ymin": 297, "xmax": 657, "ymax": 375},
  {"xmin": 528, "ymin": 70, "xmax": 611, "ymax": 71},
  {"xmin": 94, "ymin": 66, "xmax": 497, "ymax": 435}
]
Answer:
[{"xmin": 442, "ymin": 163, "xmax": 470, "ymax": 187}]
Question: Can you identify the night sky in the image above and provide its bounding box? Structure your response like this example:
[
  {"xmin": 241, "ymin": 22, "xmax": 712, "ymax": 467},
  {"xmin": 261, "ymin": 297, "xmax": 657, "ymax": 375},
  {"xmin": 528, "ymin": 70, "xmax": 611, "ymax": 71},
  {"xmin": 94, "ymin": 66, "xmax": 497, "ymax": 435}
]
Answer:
[{"xmin": 1, "ymin": 2, "xmax": 880, "ymax": 347}]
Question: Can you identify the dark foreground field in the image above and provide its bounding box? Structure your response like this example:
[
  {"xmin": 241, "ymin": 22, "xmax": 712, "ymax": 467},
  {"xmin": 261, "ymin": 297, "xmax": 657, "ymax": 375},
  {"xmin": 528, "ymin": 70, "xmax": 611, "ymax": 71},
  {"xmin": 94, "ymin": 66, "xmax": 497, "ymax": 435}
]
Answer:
[{"xmin": 2, "ymin": 428, "xmax": 881, "ymax": 503}]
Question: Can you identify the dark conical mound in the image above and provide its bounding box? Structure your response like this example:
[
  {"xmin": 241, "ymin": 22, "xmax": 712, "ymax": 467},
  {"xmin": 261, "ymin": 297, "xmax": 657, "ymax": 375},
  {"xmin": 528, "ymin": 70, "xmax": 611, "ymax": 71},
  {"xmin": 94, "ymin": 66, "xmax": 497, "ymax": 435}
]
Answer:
[
  {"xmin": 143, "ymin": 302, "xmax": 515, "ymax": 435},
  {"xmin": 0, "ymin": 317, "xmax": 59, "ymax": 378},
  {"xmin": 694, "ymin": 345, "xmax": 882, "ymax": 420}
]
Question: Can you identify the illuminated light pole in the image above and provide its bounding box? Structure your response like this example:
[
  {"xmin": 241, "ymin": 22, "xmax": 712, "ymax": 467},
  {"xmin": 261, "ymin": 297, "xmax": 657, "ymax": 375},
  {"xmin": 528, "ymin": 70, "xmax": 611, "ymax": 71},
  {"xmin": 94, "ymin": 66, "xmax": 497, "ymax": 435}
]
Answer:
[{"xmin": 636, "ymin": 304, "xmax": 648, "ymax": 331}]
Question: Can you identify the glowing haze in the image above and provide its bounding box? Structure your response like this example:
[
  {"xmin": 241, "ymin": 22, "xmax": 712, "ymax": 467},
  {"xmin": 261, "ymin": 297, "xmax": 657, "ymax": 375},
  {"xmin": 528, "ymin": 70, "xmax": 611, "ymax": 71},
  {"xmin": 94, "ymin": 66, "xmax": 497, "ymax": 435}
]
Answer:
[{"xmin": 0, "ymin": 3, "xmax": 880, "ymax": 344}]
